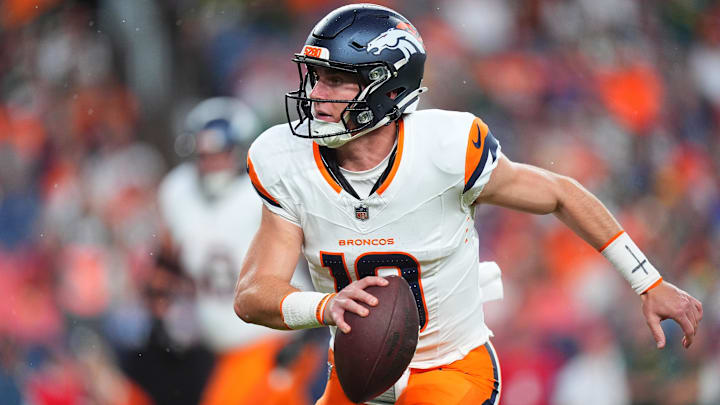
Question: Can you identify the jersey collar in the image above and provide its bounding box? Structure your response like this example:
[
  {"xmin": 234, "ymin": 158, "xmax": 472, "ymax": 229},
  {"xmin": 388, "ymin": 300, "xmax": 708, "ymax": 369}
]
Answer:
[{"xmin": 312, "ymin": 119, "xmax": 405, "ymax": 199}]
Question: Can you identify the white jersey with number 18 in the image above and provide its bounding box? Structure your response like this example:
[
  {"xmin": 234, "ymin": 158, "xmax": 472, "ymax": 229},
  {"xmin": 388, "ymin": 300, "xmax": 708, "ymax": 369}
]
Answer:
[{"xmin": 247, "ymin": 109, "xmax": 503, "ymax": 369}]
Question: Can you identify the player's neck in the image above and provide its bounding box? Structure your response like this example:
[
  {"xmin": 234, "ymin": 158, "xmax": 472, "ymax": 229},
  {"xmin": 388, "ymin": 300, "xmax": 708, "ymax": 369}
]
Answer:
[{"xmin": 335, "ymin": 122, "xmax": 397, "ymax": 172}]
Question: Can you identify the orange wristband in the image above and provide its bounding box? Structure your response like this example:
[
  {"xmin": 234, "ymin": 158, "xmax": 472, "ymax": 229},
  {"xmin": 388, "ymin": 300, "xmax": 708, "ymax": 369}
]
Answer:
[{"xmin": 316, "ymin": 293, "xmax": 337, "ymax": 325}]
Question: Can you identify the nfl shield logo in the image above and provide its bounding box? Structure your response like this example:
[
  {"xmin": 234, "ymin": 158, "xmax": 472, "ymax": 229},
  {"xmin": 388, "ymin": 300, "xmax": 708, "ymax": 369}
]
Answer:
[{"xmin": 354, "ymin": 204, "xmax": 369, "ymax": 221}]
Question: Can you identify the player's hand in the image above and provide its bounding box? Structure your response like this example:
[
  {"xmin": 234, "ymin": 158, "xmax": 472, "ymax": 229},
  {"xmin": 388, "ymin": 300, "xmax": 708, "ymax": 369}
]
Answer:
[
  {"xmin": 641, "ymin": 280, "xmax": 702, "ymax": 349},
  {"xmin": 324, "ymin": 276, "xmax": 389, "ymax": 334}
]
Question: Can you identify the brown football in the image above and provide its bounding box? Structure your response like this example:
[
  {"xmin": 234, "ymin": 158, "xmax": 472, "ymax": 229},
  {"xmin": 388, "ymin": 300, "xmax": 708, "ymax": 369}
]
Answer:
[{"xmin": 333, "ymin": 275, "xmax": 420, "ymax": 403}]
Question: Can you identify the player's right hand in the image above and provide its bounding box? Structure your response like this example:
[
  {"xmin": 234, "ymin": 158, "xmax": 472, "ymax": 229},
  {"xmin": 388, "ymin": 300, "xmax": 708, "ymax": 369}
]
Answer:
[{"xmin": 324, "ymin": 276, "xmax": 389, "ymax": 333}]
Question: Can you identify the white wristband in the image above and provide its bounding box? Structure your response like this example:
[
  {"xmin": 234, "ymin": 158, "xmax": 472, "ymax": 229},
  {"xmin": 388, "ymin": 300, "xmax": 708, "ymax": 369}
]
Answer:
[
  {"xmin": 280, "ymin": 291, "xmax": 335, "ymax": 329},
  {"xmin": 600, "ymin": 231, "xmax": 662, "ymax": 295}
]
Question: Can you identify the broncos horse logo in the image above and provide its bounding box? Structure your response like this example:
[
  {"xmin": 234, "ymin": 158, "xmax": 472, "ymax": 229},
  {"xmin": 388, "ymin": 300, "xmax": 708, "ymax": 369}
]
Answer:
[{"xmin": 366, "ymin": 28, "xmax": 425, "ymax": 60}]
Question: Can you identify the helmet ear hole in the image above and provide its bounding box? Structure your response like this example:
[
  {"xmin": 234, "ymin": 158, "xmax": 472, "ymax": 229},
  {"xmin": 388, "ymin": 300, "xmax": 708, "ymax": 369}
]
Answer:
[{"xmin": 387, "ymin": 88, "xmax": 405, "ymax": 100}]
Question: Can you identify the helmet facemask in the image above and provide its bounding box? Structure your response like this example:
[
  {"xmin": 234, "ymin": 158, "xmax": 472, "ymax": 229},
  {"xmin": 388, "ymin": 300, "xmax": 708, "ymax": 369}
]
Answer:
[{"xmin": 285, "ymin": 56, "xmax": 403, "ymax": 148}]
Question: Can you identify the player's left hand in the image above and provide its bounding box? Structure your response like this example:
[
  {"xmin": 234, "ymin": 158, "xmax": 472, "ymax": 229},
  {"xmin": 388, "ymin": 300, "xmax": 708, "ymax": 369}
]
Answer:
[{"xmin": 641, "ymin": 280, "xmax": 702, "ymax": 349}]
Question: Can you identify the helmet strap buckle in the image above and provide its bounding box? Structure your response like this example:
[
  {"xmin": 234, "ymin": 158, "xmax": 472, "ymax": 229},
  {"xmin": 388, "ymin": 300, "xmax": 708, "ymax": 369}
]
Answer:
[{"xmin": 387, "ymin": 106, "xmax": 401, "ymax": 121}]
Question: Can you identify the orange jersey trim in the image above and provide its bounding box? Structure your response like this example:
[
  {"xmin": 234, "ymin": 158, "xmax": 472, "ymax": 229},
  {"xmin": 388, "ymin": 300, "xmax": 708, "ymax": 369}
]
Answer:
[
  {"xmin": 598, "ymin": 230, "xmax": 625, "ymax": 252},
  {"xmin": 247, "ymin": 157, "xmax": 282, "ymax": 207},
  {"xmin": 464, "ymin": 117, "xmax": 490, "ymax": 187},
  {"xmin": 312, "ymin": 143, "xmax": 343, "ymax": 193},
  {"xmin": 376, "ymin": 118, "xmax": 405, "ymax": 195},
  {"xmin": 311, "ymin": 118, "xmax": 404, "ymax": 196}
]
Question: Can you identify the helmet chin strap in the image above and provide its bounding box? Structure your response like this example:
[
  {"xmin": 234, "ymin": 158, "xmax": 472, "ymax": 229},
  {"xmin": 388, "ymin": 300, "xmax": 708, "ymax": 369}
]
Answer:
[
  {"xmin": 310, "ymin": 120, "xmax": 355, "ymax": 148},
  {"xmin": 312, "ymin": 86, "xmax": 428, "ymax": 149}
]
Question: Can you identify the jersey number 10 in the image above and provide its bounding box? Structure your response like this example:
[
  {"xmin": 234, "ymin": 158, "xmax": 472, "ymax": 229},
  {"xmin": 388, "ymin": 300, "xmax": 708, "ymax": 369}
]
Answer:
[{"xmin": 320, "ymin": 251, "xmax": 428, "ymax": 331}]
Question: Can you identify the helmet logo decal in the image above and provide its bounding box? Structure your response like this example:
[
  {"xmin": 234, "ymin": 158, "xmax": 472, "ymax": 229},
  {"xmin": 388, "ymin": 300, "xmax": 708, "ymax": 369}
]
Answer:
[{"xmin": 366, "ymin": 28, "xmax": 425, "ymax": 60}]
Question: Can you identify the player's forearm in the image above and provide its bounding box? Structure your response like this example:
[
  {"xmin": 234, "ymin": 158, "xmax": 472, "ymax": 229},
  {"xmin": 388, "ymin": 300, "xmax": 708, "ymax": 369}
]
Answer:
[
  {"xmin": 551, "ymin": 175, "xmax": 622, "ymax": 249},
  {"xmin": 234, "ymin": 273, "xmax": 299, "ymax": 330},
  {"xmin": 234, "ymin": 206, "xmax": 306, "ymax": 329},
  {"xmin": 477, "ymin": 156, "xmax": 622, "ymax": 247}
]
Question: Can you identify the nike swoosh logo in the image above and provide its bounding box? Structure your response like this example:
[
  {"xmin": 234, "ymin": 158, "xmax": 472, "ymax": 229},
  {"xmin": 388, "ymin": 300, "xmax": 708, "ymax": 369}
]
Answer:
[{"xmin": 472, "ymin": 124, "xmax": 482, "ymax": 149}]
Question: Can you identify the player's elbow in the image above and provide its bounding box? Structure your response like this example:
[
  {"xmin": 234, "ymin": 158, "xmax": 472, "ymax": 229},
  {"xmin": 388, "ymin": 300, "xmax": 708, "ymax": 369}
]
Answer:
[
  {"xmin": 233, "ymin": 281, "xmax": 260, "ymax": 324},
  {"xmin": 524, "ymin": 169, "xmax": 574, "ymax": 215},
  {"xmin": 233, "ymin": 291, "xmax": 250, "ymax": 323}
]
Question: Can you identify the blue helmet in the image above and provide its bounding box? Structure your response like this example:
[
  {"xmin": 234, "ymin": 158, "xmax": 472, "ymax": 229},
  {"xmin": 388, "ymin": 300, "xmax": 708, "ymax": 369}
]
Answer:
[
  {"xmin": 176, "ymin": 97, "xmax": 260, "ymax": 199},
  {"xmin": 285, "ymin": 4, "xmax": 427, "ymax": 141},
  {"xmin": 177, "ymin": 97, "xmax": 259, "ymax": 158}
]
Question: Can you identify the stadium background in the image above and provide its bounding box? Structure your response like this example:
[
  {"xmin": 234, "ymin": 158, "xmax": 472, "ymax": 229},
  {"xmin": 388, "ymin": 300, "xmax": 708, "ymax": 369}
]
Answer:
[{"xmin": 0, "ymin": 0, "xmax": 719, "ymax": 404}]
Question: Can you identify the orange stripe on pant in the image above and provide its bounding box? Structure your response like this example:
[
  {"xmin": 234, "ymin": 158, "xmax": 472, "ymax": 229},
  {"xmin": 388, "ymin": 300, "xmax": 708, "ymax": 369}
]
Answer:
[{"xmin": 316, "ymin": 342, "xmax": 500, "ymax": 405}]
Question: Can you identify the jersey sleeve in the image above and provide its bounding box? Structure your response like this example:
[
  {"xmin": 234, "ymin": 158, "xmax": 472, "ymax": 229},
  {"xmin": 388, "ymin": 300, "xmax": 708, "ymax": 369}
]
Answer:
[
  {"xmin": 246, "ymin": 135, "xmax": 302, "ymax": 226},
  {"xmin": 461, "ymin": 116, "xmax": 501, "ymax": 207}
]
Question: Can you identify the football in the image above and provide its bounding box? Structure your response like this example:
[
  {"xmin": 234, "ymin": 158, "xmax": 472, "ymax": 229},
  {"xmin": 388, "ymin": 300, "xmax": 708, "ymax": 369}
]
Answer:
[{"xmin": 333, "ymin": 275, "xmax": 420, "ymax": 403}]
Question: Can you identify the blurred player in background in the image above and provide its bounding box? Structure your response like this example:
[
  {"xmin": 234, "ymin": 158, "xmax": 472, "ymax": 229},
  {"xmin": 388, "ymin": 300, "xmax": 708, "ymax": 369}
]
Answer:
[
  {"xmin": 234, "ymin": 4, "xmax": 703, "ymax": 405},
  {"xmin": 154, "ymin": 97, "xmax": 326, "ymax": 405}
]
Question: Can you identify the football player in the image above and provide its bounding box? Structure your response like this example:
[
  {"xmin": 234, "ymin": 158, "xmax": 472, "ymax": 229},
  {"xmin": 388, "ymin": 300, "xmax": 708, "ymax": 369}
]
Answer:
[
  {"xmin": 158, "ymin": 97, "xmax": 323, "ymax": 405},
  {"xmin": 233, "ymin": 4, "xmax": 703, "ymax": 405}
]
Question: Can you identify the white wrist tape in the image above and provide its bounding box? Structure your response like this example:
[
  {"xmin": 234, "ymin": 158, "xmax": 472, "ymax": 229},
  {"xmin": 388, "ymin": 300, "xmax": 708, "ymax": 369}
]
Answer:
[
  {"xmin": 600, "ymin": 231, "xmax": 662, "ymax": 294},
  {"xmin": 280, "ymin": 291, "xmax": 335, "ymax": 329}
]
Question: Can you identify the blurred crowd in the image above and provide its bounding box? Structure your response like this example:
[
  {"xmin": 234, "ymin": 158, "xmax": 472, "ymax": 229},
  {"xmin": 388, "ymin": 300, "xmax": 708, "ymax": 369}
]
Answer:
[{"xmin": 0, "ymin": 0, "xmax": 718, "ymax": 404}]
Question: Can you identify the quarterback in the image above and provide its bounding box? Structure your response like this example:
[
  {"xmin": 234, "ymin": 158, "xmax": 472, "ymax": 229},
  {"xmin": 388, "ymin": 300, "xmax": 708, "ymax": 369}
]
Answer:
[{"xmin": 234, "ymin": 4, "xmax": 703, "ymax": 404}]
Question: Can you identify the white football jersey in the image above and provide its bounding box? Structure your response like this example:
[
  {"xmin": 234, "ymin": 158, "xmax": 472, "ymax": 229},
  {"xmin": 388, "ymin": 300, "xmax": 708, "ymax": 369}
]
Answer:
[
  {"xmin": 158, "ymin": 163, "xmax": 286, "ymax": 351},
  {"xmin": 247, "ymin": 109, "xmax": 502, "ymax": 369}
]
